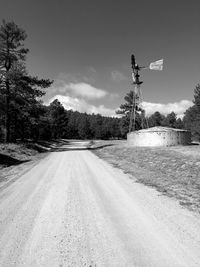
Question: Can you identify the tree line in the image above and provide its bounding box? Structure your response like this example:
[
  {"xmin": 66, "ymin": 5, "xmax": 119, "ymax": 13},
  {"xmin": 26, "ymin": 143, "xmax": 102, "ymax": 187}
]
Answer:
[
  {"xmin": 36, "ymin": 99, "xmax": 122, "ymax": 140},
  {"xmin": 0, "ymin": 20, "xmax": 199, "ymax": 142}
]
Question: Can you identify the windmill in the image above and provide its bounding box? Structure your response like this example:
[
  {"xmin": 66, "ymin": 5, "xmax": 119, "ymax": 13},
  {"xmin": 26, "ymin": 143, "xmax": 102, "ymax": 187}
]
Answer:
[{"xmin": 129, "ymin": 54, "xmax": 163, "ymax": 132}]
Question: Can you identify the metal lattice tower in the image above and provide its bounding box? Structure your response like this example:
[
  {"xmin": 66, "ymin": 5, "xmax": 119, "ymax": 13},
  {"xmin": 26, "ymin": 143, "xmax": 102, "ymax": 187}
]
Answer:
[
  {"xmin": 128, "ymin": 54, "xmax": 163, "ymax": 133},
  {"xmin": 129, "ymin": 54, "xmax": 144, "ymax": 132}
]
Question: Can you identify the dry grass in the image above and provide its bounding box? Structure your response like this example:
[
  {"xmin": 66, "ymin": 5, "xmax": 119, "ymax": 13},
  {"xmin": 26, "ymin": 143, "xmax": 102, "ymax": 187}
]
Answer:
[{"xmin": 92, "ymin": 141, "xmax": 200, "ymax": 213}]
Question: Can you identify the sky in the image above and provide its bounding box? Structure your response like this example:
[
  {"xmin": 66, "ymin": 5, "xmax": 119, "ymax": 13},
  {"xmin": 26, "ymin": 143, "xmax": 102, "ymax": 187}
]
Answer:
[{"xmin": 0, "ymin": 0, "xmax": 200, "ymax": 117}]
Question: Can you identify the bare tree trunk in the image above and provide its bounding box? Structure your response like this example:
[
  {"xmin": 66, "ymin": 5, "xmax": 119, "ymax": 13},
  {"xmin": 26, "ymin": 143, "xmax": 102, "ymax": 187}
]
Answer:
[{"xmin": 5, "ymin": 79, "xmax": 10, "ymax": 143}]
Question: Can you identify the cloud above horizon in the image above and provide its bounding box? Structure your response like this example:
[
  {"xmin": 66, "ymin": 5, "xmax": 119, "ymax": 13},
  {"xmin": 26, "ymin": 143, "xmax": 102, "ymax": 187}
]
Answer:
[
  {"xmin": 45, "ymin": 71, "xmax": 108, "ymax": 101},
  {"xmin": 67, "ymin": 82, "xmax": 107, "ymax": 99},
  {"xmin": 142, "ymin": 100, "xmax": 193, "ymax": 118},
  {"xmin": 47, "ymin": 95, "xmax": 117, "ymax": 117},
  {"xmin": 50, "ymin": 81, "xmax": 107, "ymax": 100}
]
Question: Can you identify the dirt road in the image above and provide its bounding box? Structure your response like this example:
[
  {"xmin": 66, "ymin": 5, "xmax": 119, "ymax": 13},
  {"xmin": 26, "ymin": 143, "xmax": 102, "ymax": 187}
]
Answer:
[{"xmin": 0, "ymin": 142, "xmax": 200, "ymax": 266}]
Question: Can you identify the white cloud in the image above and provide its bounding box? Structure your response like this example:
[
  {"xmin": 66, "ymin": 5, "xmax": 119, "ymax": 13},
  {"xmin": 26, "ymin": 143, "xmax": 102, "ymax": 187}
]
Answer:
[
  {"xmin": 49, "ymin": 81, "xmax": 107, "ymax": 100},
  {"xmin": 47, "ymin": 95, "xmax": 117, "ymax": 117},
  {"xmin": 142, "ymin": 100, "xmax": 193, "ymax": 118},
  {"xmin": 67, "ymin": 83, "xmax": 107, "ymax": 99},
  {"xmin": 111, "ymin": 70, "xmax": 127, "ymax": 82}
]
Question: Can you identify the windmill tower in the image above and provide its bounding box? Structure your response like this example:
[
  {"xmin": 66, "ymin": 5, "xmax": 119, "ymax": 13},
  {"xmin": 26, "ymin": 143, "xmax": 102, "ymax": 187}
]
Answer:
[
  {"xmin": 129, "ymin": 54, "xmax": 163, "ymax": 132},
  {"xmin": 129, "ymin": 54, "xmax": 144, "ymax": 132}
]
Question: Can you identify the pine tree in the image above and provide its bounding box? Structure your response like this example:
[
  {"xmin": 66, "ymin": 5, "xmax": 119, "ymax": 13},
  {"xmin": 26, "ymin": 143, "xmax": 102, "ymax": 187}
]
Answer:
[
  {"xmin": 48, "ymin": 99, "xmax": 66, "ymax": 139},
  {"xmin": 0, "ymin": 20, "xmax": 28, "ymax": 142},
  {"xmin": 183, "ymin": 84, "xmax": 200, "ymax": 140},
  {"xmin": 116, "ymin": 91, "xmax": 144, "ymax": 134},
  {"xmin": 162, "ymin": 112, "xmax": 177, "ymax": 128},
  {"xmin": 0, "ymin": 20, "xmax": 53, "ymax": 141},
  {"xmin": 148, "ymin": 111, "xmax": 165, "ymax": 127}
]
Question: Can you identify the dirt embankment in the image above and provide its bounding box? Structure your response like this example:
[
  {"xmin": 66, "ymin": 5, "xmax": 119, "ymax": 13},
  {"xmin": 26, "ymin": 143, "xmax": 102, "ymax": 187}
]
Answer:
[
  {"xmin": 0, "ymin": 141, "xmax": 54, "ymax": 187},
  {"xmin": 92, "ymin": 142, "xmax": 200, "ymax": 213}
]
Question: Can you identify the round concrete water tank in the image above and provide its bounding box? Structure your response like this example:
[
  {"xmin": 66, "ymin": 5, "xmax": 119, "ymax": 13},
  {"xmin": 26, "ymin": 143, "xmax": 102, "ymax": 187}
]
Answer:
[{"xmin": 127, "ymin": 126, "xmax": 191, "ymax": 147}]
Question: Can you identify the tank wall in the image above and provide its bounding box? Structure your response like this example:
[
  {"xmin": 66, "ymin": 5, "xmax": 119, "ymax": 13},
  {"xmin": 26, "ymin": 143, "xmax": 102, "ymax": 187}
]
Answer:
[{"xmin": 127, "ymin": 130, "xmax": 191, "ymax": 147}]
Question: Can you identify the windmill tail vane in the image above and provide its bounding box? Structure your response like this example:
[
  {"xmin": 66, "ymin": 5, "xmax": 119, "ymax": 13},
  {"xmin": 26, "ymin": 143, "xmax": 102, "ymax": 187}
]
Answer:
[
  {"xmin": 149, "ymin": 59, "xmax": 164, "ymax": 70},
  {"xmin": 131, "ymin": 57, "xmax": 164, "ymax": 72}
]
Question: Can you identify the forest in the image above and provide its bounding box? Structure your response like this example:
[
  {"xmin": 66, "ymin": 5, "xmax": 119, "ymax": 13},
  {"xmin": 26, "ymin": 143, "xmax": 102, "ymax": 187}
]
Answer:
[{"xmin": 0, "ymin": 20, "xmax": 199, "ymax": 142}]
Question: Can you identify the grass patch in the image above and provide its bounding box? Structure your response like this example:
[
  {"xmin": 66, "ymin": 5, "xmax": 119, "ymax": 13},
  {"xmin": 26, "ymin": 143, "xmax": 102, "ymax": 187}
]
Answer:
[{"xmin": 92, "ymin": 141, "xmax": 200, "ymax": 213}]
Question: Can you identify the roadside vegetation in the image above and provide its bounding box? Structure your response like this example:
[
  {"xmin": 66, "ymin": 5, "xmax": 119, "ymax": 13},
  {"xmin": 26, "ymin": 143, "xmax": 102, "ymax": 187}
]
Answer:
[{"xmin": 92, "ymin": 141, "xmax": 200, "ymax": 214}]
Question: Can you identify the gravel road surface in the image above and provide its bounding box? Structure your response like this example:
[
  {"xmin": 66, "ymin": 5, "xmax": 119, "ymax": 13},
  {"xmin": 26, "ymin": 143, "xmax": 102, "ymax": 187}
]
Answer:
[{"xmin": 0, "ymin": 142, "xmax": 200, "ymax": 266}]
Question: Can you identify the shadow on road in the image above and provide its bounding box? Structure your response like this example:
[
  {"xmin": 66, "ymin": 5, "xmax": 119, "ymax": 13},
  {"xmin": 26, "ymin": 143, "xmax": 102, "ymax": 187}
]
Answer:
[
  {"xmin": 89, "ymin": 144, "xmax": 114, "ymax": 150},
  {"xmin": 49, "ymin": 141, "xmax": 114, "ymax": 152},
  {"xmin": 24, "ymin": 139, "xmax": 72, "ymax": 152}
]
